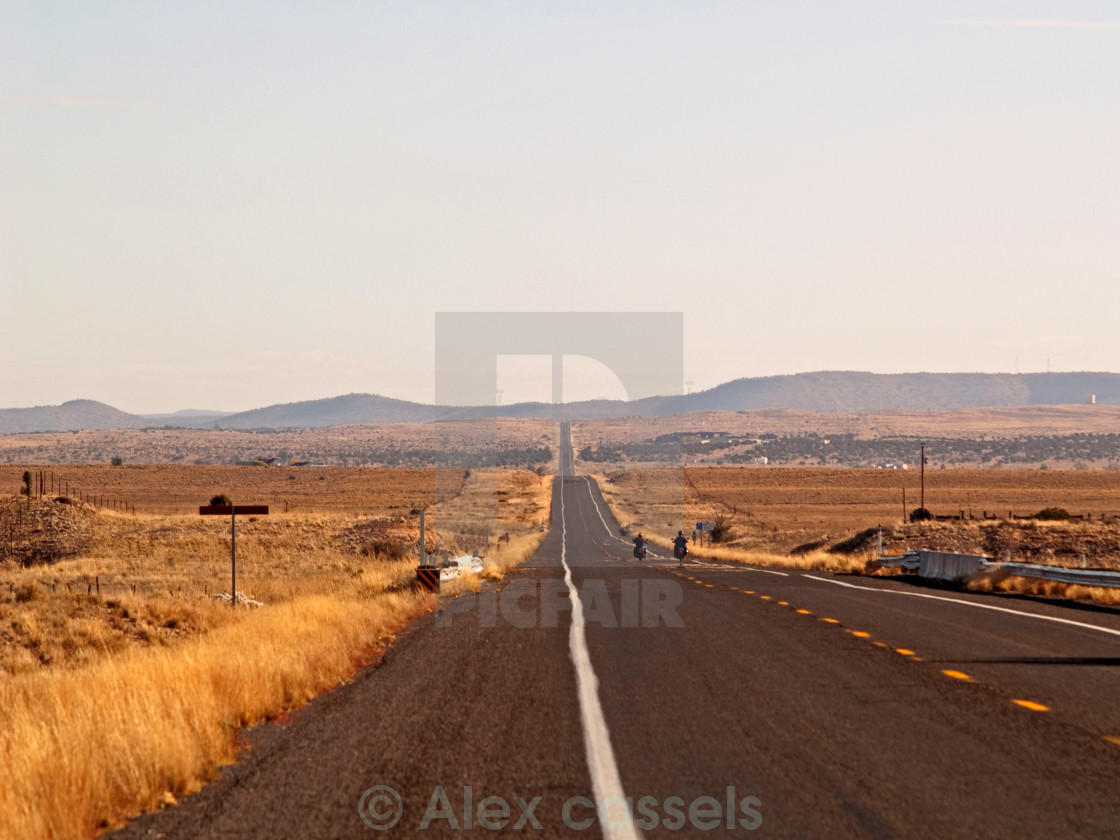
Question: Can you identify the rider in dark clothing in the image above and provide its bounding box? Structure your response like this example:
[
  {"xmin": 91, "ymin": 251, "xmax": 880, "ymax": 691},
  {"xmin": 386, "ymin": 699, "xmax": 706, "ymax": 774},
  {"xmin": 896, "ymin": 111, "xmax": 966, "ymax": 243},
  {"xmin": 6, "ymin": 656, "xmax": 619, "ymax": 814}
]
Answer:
[
  {"xmin": 672, "ymin": 530, "xmax": 688, "ymax": 564},
  {"xmin": 632, "ymin": 532, "xmax": 646, "ymax": 559}
]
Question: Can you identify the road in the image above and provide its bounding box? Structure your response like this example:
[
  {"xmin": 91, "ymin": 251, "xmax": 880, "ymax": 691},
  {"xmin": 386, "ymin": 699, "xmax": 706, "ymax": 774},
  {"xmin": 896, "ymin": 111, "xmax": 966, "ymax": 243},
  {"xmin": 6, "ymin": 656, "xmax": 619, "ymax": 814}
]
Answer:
[{"xmin": 118, "ymin": 423, "xmax": 1120, "ymax": 838}]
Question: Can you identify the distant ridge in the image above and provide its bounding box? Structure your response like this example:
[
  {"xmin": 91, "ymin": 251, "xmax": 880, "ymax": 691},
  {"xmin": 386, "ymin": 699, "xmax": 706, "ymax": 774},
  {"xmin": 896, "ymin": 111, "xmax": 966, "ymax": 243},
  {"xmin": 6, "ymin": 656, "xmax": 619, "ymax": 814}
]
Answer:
[
  {"xmin": 3, "ymin": 372, "xmax": 1120, "ymax": 433},
  {"xmin": 0, "ymin": 400, "xmax": 148, "ymax": 434},
  {"xmin": 216, "ymin": 393, "xmax": 444, "ymax": 428},
  {"xmin": 631, "ymin": 371, "xmax": 1120, "ymax": 415}
]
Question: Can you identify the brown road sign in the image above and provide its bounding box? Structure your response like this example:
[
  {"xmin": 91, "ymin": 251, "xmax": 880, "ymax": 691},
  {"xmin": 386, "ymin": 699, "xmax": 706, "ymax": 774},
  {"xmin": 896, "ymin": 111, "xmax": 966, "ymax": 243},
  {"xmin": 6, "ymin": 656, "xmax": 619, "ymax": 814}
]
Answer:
[
  {"xmin": 199, "ymin": 505, "xmax": 270, "ymax": 605},
  {"xmin": 199, "ymin": 505, "xmax": 269, "ymax": 515}
]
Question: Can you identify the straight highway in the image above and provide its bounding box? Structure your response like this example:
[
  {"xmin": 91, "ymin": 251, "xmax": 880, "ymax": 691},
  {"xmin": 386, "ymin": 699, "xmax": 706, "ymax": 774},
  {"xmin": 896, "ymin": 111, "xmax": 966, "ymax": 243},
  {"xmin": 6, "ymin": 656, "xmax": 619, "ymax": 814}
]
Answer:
[{"xmin": 118, "ymin": 423, "xmax": 1120, "ymax": 838}]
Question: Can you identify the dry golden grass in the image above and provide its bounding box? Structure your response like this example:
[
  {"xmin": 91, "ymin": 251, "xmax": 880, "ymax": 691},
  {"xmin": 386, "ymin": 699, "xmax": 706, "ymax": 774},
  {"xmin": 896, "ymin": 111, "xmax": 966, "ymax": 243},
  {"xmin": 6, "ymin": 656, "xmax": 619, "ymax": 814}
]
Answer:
[
  {"xmin": 594, "ymin": 466, "xmax": 1120, "ymax": 554},
  {"xmin": 0, "ymin": 464, "xmax": 452, "ymax": 515},
  {"xmin": 641, "ymin": 532, "xmax": 869, "ymax": 575},
  {"xmin": 593, "ymin": 468, "xmax": 1120, "ymax": 585},
  {"xmin": 0, "ymin": 468, "xmax": 551, "ymax": 676},
  {"xmin": 0, "ymin": 467, "xmax": 552, "ymax": 839},
  {"xmin": 0, "ymin": 587, "xmax": 431, "ymax": 839},
  {"xmin": 430, "ymin": 468, "xmax": 552, "ymax": 557},
  {"xmin": 966, "ymin": 575, "xmax": 1120, "ymax": 607}
]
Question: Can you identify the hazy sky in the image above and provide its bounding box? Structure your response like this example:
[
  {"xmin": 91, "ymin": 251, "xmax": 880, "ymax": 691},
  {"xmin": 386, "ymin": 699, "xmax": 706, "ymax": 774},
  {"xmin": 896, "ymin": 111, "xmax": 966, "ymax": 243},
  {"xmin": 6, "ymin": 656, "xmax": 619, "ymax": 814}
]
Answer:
[{"xmin": 3, "ymin": 1, "xmax": 1118, "ymax": 413}]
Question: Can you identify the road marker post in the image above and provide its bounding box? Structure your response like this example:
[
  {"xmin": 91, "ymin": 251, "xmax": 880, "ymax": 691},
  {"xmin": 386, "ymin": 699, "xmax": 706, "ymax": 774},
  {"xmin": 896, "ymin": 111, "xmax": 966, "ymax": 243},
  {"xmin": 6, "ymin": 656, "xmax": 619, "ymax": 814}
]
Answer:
[
  {"xmin": 416, "ymin": 509, "xmax": 440, "ymax": 593},
  {"xmin": 199, "ymin": 504, "xmax": 269, "ymax": 606}
]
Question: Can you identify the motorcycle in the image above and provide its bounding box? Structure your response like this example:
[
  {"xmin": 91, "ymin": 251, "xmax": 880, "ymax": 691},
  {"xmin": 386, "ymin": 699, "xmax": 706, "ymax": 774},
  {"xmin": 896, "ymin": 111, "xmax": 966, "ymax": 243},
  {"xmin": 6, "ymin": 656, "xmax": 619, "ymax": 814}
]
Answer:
[
  {"xmin": 673, "ymin": 544, "xmax": 688, "ymax": 564},
  {"xmin": 633, "ymin": 544, "xmax": 647, "ymax": 561}
]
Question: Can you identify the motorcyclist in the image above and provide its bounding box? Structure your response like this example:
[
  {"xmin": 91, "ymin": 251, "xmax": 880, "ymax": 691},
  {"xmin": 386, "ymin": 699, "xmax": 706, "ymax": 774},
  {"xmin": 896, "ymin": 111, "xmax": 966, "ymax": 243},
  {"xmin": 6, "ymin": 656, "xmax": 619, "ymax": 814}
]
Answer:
[
  {"xmin": 672, "ymin": 530, "xmax": 689, "ymax": 566},
  {"xmin": 632, "ymin": 532, "xmax": 646, "ymax": 560}
]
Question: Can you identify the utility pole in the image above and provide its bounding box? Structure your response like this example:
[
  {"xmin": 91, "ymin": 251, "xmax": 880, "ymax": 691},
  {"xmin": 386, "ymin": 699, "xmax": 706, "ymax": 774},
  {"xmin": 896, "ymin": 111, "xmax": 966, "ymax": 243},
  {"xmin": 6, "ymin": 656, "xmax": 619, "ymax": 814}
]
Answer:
[{"xmin": 920, "ymin": 443, "xmax": 927, "ymax": 512}]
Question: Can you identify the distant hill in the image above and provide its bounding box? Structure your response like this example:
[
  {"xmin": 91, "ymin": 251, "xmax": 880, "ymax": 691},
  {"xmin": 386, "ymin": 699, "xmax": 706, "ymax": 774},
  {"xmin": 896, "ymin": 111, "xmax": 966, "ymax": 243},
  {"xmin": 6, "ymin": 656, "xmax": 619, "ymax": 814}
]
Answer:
[
  {"xmin": 0, "ymin": 400, "xmax": 148, "ymax": 435},
  {"xmin": 4, "ymin": 372, "xmax": 1119, "ymax": 433},
  {"xmin": 214, "ymin": 393, "xmax": 446, "ymax": 428},
  {"xmin": 629, "ymin": 372, "xmax": 1120, "ymax": 415}
]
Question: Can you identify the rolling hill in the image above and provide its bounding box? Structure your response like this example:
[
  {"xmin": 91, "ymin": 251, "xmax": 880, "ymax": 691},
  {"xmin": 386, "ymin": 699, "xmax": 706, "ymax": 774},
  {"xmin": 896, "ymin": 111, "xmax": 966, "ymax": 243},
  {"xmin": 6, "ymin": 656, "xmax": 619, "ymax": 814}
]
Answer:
[
  {"xmin": 0, "ymin": 400, "xmax": 149, "ymax": 435},
  {"xmin": 3, "ymin": 372, "xmax": 1118, "ymax": 433}
]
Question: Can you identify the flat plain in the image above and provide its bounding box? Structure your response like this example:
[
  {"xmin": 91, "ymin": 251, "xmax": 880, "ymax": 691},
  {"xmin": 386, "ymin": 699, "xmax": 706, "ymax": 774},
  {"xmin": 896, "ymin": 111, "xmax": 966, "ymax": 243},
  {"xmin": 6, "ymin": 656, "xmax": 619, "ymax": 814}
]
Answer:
[
  {"xmin": 594, "ymin": 465, "xmax": 1120, "ymax": 564},
  {"xmin": 0, "ymin": 417, "xmax": 557, "ymax": 467}
]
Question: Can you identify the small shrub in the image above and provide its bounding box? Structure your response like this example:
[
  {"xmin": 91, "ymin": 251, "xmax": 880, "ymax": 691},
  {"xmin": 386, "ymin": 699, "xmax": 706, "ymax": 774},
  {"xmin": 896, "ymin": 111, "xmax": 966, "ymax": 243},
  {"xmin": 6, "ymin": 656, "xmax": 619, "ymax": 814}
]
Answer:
[
  {"xmin": 909, "ymin": 507, "xmax": 933, "ymax": 523},
  {"xmin": 791, "ymin": 539, "xmax": 828, "ymax": 556},
  {"xmin": 110, "ymin": 456, "xmax": 124, "ymax": 466},
  {"xmin": 360, "ymin": 539, "xmax": 408, "ymax": 561},
  {"xmin": 1034, "ymin": 507, "xmax": 1071, "ymax": 521},
  {"xmin": 209, "ymin": 494, "xmax": 232, "ymax": 506},
  {"xmin": 710, "ymin": 514, "xmax": 732, "ymax": 544}
]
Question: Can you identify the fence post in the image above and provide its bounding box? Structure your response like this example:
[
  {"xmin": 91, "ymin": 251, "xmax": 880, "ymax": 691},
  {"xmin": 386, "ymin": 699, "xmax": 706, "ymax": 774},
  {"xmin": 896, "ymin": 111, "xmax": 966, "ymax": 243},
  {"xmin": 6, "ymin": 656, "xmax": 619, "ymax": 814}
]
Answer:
[{"xmin": 231, "ymin": 506, "xmax": 237, "ymax": 607}]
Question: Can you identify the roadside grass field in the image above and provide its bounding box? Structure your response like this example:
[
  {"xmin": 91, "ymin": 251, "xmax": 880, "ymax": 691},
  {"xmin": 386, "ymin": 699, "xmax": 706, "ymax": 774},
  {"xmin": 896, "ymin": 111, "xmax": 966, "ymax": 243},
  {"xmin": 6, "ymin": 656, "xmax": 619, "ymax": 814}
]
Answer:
[
  {"xmin": 593, "ymin": 467, "xmax": 1120, "ymax": 579},
  {"xmin": 0, "ymin": 464, "xmax": 454, "ymax": 515},
  {"xmin": 0, "ymin": 467, "xmax": 551, "ymax": 840},
  {"xmin": 596, "ymin": 466, "xmax": 1120, "ymax": 538}
]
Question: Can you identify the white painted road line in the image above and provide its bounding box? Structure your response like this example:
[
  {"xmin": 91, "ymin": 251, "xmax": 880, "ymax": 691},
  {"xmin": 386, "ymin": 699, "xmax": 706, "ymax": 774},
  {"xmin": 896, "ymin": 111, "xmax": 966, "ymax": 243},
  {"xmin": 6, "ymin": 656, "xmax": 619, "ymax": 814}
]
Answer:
[
  {"xmin": 692, "ymin": 562, "xmax": 790, "ymax": 577},
  {"xmin": 803, "ymin": 574, "xmax": 1120, "ymax": 640},
  {"xmin": 561, "ymin": 481, "xmax": 643, "ymax": 840},
  {"xmin": 581, "ymin": 477, "xmax": 668, "ymax": 561},
  {"xmin": 741, "ymin": 566, "xmax": 790, "ymax": 577}
]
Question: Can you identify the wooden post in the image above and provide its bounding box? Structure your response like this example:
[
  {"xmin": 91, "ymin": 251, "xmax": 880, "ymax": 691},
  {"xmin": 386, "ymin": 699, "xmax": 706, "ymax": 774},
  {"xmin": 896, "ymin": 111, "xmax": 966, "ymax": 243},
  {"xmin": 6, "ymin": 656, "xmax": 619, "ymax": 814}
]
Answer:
[
  {"xmin": 920, "ymin": 444, "xmax": 926, "ymax": 513},
  {"xmin": 231, "ymin": 506, "xmax": 237, "ymax": 606},
  {"xmin": 199, "ymin": 504, "xmax": 268, "ymax": 607}
]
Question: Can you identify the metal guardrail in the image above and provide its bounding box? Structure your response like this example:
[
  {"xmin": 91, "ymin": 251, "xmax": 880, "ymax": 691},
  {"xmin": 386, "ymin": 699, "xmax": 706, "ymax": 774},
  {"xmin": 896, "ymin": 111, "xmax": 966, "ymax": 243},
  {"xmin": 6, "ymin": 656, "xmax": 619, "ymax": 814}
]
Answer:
[
  {"xmin": 991, "ymin": 561, "xmax": 1120, "ymax": 588},
  {"xmin": 876, "ymin": 550, "xmax": 1120, "ymax": 589},
  {"xmin": 878, "ymin": 552, "xmax": 921, "ymax": 571}
]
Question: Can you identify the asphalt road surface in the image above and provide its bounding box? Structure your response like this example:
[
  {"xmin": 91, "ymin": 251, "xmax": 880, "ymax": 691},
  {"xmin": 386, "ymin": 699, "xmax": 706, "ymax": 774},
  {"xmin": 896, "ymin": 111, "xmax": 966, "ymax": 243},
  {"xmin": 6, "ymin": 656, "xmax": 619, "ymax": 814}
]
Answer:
[{"xmin": 117, "ymin": 424, "xmax": 1120, "ymax": 838}]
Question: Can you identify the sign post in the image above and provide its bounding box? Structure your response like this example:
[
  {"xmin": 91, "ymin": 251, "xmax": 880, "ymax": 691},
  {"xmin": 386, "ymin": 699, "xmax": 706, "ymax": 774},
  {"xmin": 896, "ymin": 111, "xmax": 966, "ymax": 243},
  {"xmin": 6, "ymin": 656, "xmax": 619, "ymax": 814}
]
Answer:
[
  {"xmin": 200, "ymin": 504, "xmax": 269, "ymax": 605},
  {"xmin": 695, "ymin": 521, "xmax": 715, "ymax": 547},
  {"xmin": 416, "ymin": 509, "xmax": 440, "ymax": 592}
]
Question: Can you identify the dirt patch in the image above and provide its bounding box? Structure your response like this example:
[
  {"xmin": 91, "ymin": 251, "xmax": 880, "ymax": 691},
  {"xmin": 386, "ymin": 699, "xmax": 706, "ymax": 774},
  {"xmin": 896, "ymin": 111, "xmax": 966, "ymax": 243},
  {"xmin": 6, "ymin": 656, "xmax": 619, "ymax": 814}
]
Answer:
[
  {"xmin": 0, "ymin": 496, "xmax": 96, "ymax": 565},
  {"xmin": 338, "ymin": 517, "xmax": 456, "ymax": 560}
]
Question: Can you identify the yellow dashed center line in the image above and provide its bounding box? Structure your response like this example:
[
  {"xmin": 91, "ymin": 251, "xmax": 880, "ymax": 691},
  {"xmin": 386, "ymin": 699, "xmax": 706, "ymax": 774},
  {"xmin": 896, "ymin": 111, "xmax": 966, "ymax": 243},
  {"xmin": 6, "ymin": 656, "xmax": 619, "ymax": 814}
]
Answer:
[
  {"xmin": 1012, "ymin": 699, "xmax": 1050, "ymax": 712},
  {"xmin": 796, "ymin": 609, "xmax": 812, "ymax": 615},
  {"xmin": 759, "ymin": 595, "xmax": 771, "ymax": 601},
  {"xmin": 820, "ymin": 618, "xmax": 839, "ymax": 624},
  {"xmin": 778, "ymin": 601, "xmax": 789, "ymax": 606},
  {"xmin": 848, "ymin": 631, "xmax": 871, "ymax": 638},
  {"xmin": 1104, "ymin": 737, "xmax": 1120, "ymax": 748},
  {"xmin": 896, "ymin": 649, "xmax": 916, "ymax": 656},
  {"xmin": 942, "ymin": 670, "xmax": 973, "ymax": 682}
]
